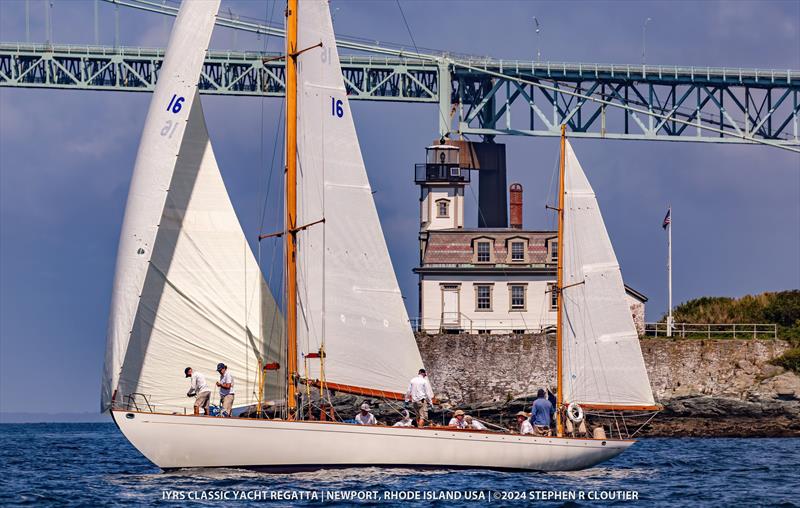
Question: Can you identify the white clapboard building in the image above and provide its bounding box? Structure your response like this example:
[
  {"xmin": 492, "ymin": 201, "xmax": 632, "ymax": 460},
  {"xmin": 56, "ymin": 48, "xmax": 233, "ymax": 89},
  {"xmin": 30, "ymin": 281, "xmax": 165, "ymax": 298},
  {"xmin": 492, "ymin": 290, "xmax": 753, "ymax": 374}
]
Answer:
[{"xmin": 413, "ymin": 143, "xmax": 646, "ymax": 335}]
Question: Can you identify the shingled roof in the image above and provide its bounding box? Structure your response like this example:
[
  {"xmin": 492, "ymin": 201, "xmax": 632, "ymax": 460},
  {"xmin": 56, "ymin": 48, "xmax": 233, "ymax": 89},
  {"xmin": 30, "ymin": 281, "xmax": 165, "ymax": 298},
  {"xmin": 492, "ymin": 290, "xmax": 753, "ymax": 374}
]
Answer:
[{"xmin": 421, "ymin": 229, "xmax": 556, "ymax": 266}]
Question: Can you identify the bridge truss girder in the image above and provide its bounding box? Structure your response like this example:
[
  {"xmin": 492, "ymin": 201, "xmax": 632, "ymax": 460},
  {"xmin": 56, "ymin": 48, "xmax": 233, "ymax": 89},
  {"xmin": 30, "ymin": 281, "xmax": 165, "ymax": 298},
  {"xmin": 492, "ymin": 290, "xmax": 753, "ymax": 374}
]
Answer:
[
  {"xmin": 452, "ymin": 63, "xmax": 800, "ymax": 145},
  {"xmin": 0, "ymin": 44, "xmax": 441, "ymax": 103},
  {"xmin": 1, "ymin": 43, "xmax": 798, "ymax": 147}
]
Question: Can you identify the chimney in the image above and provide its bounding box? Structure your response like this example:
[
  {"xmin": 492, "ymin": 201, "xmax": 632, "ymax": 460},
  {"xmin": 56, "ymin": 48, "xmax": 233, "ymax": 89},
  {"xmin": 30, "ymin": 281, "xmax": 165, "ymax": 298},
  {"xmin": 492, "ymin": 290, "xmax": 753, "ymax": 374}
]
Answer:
[{"xmin": 509, "ymin": 183, "xmax": 523, "ymax": 229}]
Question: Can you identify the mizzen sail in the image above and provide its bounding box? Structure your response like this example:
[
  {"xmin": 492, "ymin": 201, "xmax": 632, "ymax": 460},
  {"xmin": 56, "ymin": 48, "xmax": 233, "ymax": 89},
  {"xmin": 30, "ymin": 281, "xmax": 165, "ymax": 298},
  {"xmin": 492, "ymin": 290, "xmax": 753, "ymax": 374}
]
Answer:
[
  {"xmin": 102, "ymin": 0, "xmax": 283, "ymax": 412},
  {"xmin": 294, "ymin": 0, "xmax": 423, "ymax": 395},
  {"xmin": 561, "ymin": 141, "xmax": 656, "ymax": 409}
]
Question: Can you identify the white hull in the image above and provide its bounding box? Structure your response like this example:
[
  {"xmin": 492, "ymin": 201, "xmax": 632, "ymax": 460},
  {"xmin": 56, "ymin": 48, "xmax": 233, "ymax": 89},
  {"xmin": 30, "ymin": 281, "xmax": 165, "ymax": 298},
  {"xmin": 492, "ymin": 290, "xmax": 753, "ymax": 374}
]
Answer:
[{"xmin": 112, "ymin": 410, "xmax": 633, "ymax": 472}]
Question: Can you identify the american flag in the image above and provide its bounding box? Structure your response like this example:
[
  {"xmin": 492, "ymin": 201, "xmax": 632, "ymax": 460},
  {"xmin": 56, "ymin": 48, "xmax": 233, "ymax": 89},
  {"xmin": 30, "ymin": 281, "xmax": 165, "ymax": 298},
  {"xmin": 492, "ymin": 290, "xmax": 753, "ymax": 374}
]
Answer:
[{"xmin": 662, "ymin": 208, "xmax": 671, "ymax": 230}]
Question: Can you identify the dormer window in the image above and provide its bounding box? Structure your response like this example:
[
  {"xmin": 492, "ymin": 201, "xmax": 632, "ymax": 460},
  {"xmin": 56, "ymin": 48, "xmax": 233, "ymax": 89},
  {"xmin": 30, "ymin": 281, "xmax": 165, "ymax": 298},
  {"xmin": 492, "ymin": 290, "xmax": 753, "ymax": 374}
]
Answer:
[
  {"xmin": 436, "ymin": 199, "xmax": 449, "ymax": 218},
  {"xmin": 472, "ymin": 236, "xmax": 495, "ymax": 264},
  {"xmin": 476, "ymin": 242, "xmax": 491, "ymax": 262},
  {"xmin": 548, "ymin": 239, "xmax": 558, "ymax": 263},
  {"xmin": 511, "ymin": 241, "xmax": 525, "ymax": 262}
]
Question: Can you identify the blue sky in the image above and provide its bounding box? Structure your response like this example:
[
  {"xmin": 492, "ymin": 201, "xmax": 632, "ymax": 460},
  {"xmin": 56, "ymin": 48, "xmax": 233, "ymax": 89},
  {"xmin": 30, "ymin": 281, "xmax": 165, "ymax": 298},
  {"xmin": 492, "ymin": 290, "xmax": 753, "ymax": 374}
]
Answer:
[{"xmin": 1, "ymin": 0, "xmax": 798, "ymax": 414}]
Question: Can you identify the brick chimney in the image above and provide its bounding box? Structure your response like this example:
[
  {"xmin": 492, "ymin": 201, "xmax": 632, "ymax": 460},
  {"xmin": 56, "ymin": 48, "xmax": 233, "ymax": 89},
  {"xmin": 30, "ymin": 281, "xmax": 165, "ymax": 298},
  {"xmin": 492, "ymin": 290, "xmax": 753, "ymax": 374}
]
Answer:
[{"xmin": 509, "ymin": 183, "xmax": 523, "ymax": 229}]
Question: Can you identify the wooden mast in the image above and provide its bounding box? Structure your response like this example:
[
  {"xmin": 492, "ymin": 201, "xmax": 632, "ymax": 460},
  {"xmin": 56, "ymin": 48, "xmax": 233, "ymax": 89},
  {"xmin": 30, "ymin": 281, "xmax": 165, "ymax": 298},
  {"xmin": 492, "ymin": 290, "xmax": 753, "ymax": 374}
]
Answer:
[
  {"xmin": 285, "ymin": 0, "xmax": 299, "ymax": 418},
  {"xmin": 555, "ymin": 124, "xmax": 566, "ymax": 437}
]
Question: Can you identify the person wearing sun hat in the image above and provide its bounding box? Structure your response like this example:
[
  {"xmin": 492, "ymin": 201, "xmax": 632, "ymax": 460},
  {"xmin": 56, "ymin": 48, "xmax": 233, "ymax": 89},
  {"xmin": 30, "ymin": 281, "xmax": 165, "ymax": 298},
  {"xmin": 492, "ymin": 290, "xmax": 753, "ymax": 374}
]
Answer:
[
  {"xmin": 354, "ymin": 402, "xmax": 377, "ymax": 425},
  {"xmin": 465, "ymin": 415, "xmax": 486, "ymax": 430},
  {"xmin": 448, "ymin": 409, "xmax": 468, "ymax": 429},
  {"xmin": 393, "ymin": 410, "xmax": 414, "ymax": 427},
  {"xmin": 516, "ymin": 411, "xmax": 533, "ymax": 435}
]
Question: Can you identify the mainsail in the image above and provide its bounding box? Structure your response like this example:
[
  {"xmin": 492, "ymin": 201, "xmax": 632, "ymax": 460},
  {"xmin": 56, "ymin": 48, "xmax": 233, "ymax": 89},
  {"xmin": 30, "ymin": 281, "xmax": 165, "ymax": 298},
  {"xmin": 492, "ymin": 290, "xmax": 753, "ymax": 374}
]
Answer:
[
  {"xmin": 102, "ymin": 0, "xmax": 283, "ymax": 412},
  {"xmin": 294, "ymin": 0, "xmax": 424, "ymax": 395},
  {"xmin": 561, "ymin": 141, "xmax": 656, "ymax": 408}
]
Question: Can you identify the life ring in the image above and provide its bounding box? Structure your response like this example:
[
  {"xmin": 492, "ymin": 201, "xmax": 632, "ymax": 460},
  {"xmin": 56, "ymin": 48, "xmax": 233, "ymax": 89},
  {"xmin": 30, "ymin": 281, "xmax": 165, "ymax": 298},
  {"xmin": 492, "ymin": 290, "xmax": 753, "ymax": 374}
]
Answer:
[{"xmin": 567, "ymin": 402, "xmax": 584, "ymax": 423}]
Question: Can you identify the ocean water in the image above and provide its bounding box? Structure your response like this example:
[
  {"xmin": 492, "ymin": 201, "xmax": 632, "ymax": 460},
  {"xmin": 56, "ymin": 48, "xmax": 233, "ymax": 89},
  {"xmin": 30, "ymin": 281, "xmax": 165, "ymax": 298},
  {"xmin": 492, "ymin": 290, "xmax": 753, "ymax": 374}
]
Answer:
[{"xmin": 0, "ymin": 423, "xmax": 797, "ymax": 507}]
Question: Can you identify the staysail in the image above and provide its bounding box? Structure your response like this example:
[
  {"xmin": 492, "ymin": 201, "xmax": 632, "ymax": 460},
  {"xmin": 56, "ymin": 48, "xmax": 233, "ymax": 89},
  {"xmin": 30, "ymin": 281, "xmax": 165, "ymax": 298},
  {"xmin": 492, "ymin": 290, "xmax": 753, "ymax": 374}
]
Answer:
[
  {"xmin": 560, "ymin": 141, "xmax": 656, "ymax": 408},
  {"xmin": 102, "ymin": 0, "xmax": 283, "ymax": 412},
  {"xmin": 294, "ymin": 0, "xmax": 424, "ymax": 395}
]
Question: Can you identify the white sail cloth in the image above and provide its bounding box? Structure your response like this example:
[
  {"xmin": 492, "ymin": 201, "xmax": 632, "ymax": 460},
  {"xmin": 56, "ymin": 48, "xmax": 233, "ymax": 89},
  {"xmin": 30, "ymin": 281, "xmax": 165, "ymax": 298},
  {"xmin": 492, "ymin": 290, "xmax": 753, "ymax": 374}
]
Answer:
[
  {"xmin": 294, "ymin": 0, "xmax": 424, "ymax": 394},
  {"xmin": 561, "ymin": 141, "xmax": 655, "ymax": 408},
  {"xmin": 102, "ymin": 0, "xmax": 283, "ymax": 412}
]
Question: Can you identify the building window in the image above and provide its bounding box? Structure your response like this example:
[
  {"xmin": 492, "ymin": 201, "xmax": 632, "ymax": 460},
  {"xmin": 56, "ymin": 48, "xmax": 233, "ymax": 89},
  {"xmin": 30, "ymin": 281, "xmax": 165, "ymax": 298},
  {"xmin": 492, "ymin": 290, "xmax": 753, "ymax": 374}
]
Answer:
[
  {"xmin": 476, "ymin": 241, "xmax": 491, "ymax": 263},
  {"xmin": 549, "ymin": 239, "xmax": 558, "ymax": 263},
  {"xmin": 510, "ymin": 284, "xmax": 526, "ymax": 310},
  {"xmin": 437, "ymin": 199, "xmax": 449, "ymax": 218},
  {"xmin": 547, "ymin": 283, "xmax": 558, "ymax": 311},
  {"xmin": 476, "ymin": 284, "xmax": 492, "ymax": 311},
  {"xmin": 511, "ymin": 241, "xmax": 525, "ymax": 262}
]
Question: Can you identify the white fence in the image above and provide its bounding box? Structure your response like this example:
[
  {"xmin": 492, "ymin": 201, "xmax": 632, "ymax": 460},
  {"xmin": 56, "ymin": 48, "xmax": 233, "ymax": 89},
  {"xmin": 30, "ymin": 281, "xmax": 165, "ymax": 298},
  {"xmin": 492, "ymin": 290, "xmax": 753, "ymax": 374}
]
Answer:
[
  {"xmin": 644, "ymin": 322, "xmax": 777, "ymax": 339},
  {"xmin": 410, "ymin": 315, "xmax": 555, "ymax": 335}
]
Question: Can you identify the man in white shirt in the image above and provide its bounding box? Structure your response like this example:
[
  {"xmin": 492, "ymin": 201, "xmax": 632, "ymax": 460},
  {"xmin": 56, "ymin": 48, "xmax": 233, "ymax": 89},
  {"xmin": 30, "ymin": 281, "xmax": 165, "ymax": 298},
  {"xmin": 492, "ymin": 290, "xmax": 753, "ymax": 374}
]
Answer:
[
  {"xmin": 405, "ymin": 368, "xmax": 434, "ymax": 427},
  {"xmin": 215, "ymin": 363, "xmax": 235, "ymax": 417},
  {"xmin": 354, "ymin": 403, "xmax": 377, "ymax": 425},
  {"xmin": 516, "ymin": 411, "xmax": 533, "ymax": 435},
  {"xmin": 465, "ymin": 415, "xmax": 486, "ymax": 430},
  {"xmin": 393, "ymin": 410, "xmax": 413, "ymax": 427},
  {"xmin": 184, "ymin": 367, "xmax": 211, "ymax": 416},
  {"xmin": 448, "ymin": 409, "xmax": 467, "ymax": 429}
]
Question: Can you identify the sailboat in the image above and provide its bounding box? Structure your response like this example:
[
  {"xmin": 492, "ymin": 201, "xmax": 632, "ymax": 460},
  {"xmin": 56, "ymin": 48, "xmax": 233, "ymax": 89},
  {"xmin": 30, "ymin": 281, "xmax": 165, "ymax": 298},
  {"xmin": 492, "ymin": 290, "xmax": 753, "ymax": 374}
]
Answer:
[{"xmin": 103, "ymin": 0, "xmax": 659, "ymax": 472}]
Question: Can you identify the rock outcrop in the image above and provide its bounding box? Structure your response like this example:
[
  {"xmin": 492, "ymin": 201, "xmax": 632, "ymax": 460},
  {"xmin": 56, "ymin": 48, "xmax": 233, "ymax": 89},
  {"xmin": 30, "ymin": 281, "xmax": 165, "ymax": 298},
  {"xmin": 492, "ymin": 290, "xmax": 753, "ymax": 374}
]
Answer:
[{"xmin": 410, "ymin": 333, "xmax": 800, "ymax": 437}]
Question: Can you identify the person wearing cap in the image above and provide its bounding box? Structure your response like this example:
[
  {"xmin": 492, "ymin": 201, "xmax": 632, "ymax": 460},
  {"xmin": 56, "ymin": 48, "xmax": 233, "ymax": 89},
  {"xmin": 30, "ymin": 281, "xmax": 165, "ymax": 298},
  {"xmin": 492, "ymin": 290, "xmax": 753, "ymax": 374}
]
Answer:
[
  {"xmin": 516, "ymin": 411, "xmax": 533, "ymax": 435},
  {"xmin": 465, "ymin": 415, "xmax": 487, "ymax": 430},
  {"xmin": 184, "ymin": 367, "xmax": 211, "ymax": 416},
  {"xmin": 215, "ymin": 363, "xmax": 235, "ymax": 417},
  {"xmin": 530, "ymin": 388, "xmax": 554, "ymax": 436},
  {"xmin": 405, "ymin": 368, "xmax": 434, "ymax": 427},
  {"xmin": 354, "ymin": 402, "xmax": 376, "ymax": 425},
  {"xmin": 393, "ymin": 410, "xmax": 413, "ymax": 427},
  {"xmin": 448, "ymin": 409, "xmax": 467, "ymax": 429}
]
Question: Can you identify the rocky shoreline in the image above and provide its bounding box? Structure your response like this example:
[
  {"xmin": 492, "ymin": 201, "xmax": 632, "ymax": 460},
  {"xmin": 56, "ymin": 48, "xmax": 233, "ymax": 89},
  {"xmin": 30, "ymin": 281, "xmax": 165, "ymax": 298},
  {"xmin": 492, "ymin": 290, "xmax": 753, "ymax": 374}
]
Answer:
[
  {"xmin": 313, "ymin": 391, "xmax": 800, "ymax": 438},
  {"xmin": 322, "ymin": 334, "xmax": 800, "ymax": 437},
  {"xmin": 270, "ymin": 336, "xmax": 800, "ymax": 437}
]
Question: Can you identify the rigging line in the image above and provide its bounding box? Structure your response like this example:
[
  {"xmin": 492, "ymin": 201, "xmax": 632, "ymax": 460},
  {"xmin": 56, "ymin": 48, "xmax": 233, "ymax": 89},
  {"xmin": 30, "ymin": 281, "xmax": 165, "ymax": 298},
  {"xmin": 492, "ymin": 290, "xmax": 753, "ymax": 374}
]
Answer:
[
  {"xmin": 465, "ymin": 184, "xmax": 530, "ymax": 334},
  {"xmin": 258, "ymin": 0, "xmax": 283, "ymax": 234},
  {"xmin": 395, "ymin": 0, "xmax": 451, "ymax": 136},
  {"xmin": 449, "ymin": 61, "xmax": 800, "ymax": 154},
  {"xmin": 545, "ymin": 150, "xmax": 560, "ymax": 232}
]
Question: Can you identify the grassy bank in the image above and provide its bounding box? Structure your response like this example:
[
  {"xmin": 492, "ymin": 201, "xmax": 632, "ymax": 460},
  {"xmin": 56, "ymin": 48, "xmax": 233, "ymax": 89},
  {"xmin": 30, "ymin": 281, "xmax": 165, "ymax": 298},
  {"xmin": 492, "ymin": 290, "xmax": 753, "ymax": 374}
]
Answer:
[{"xmin": 664, "ymin": 290, "xmax": 800, "ymax": 373}]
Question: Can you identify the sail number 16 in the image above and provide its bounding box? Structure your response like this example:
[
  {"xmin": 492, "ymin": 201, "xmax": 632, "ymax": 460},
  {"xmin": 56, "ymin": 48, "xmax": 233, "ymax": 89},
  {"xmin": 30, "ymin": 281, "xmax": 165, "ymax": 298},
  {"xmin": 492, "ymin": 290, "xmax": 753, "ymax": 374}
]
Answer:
[
  {"xmin": 331, "ymin": 97, "xmax": 344, "ymax": 118},
  {"xmin": 166, "ymin": 94, "xmax": 185, "ymax": 114}
]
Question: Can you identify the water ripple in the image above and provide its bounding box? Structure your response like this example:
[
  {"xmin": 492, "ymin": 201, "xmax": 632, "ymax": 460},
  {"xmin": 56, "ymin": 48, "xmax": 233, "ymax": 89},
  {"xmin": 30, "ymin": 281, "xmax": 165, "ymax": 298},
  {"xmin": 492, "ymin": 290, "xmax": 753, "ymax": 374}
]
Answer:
[{"xmin": 0, "ymin": 424, "xmax": 797, "ymax": 507}]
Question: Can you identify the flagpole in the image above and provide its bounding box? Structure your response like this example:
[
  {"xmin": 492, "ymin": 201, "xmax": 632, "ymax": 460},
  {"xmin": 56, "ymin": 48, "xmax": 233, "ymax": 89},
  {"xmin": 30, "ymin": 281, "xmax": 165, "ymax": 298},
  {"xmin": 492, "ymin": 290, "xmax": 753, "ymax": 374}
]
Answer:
[{"xmin": 667, "ymin": 205, "xmax": 673, "ymax": 337}]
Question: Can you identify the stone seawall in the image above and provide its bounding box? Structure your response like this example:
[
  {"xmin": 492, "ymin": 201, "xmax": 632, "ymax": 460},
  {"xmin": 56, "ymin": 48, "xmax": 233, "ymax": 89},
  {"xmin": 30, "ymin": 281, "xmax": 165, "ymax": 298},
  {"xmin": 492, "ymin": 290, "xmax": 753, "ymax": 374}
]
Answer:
[{"xmin": 415, "ymin": 333, "xmax": 800, "ymax": 436}]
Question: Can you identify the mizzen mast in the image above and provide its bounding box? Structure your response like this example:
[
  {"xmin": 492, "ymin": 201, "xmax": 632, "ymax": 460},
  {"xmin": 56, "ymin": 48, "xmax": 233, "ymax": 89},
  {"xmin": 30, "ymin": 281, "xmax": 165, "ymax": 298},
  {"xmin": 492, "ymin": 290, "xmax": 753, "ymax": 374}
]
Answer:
[
  {"xmin": 285, "ymin": 0, "xmax": 299, "ymax": 418},
  {"xmin": 555, "ymin": 124, "xmax": 566, "ymax": 437}
]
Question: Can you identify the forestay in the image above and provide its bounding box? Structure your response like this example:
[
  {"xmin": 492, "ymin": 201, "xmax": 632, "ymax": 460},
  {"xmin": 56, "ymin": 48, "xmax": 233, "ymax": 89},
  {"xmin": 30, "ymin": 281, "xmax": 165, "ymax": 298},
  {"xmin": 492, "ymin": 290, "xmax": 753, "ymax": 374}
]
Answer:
[
  {"xmin": 294, "ymin": 0, "xmax": 424, "ymax": 395},
  {"xmin": 560, "ymin": 141, "xmax": 656, "ymax": 408},
  {"xmin": 102, "ymin": 0, "xmax": 283, "ymax": 412}
]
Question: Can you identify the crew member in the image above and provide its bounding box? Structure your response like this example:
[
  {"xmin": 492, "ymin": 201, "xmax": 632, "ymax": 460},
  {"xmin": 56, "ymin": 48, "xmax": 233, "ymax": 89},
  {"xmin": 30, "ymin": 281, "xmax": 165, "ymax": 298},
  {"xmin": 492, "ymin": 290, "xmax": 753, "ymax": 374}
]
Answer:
[
  {"xmin": 516, "ymin": 411, "xmax": 533, "ymax": 435},
  {"xmin": 355, "ymin": 402, "xmax": 377, "ymax": 425},
  {"xmin": 530, "ymin": 388, "xmax": 554, "ymax": 436},
  {"xmin": 184, "ymin": 367, "xmax": 211, "ymax": 416},
  {"xmin": 448, "ymin": 409, "xmax": 467, "ymax": 429},
  {"xmin": 216, "ymin": 363, "xmax": 235, "ymax": 417},
  {"xmin": 465, "ymin": 415, "xmax": 486, "ymax": 430},
  {"xmin": 393, "ymin": 410, "xmax": 413, "ymax": 427},
  {"xmin": 405, "ymin": 368, "xmax": 434, "ymax": 427}
]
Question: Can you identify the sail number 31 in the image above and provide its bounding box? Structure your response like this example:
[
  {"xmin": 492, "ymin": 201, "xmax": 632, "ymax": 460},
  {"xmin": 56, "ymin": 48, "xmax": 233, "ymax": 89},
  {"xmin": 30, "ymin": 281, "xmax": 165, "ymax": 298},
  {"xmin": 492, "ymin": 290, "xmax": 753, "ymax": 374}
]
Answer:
[{"xmin": 331, "ymin": 97, "xmax": 344, "ymax": 118}]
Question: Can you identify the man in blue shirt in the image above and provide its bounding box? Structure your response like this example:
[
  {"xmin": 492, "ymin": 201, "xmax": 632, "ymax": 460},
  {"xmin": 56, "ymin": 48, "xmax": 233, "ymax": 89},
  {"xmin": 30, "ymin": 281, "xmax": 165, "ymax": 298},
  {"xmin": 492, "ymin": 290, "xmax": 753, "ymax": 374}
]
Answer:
[{"xmin": 530, "ymin": 388, "xmax": 554, "ymax": 436}]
